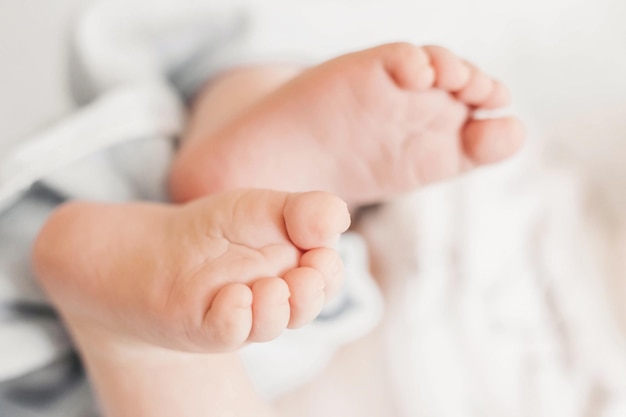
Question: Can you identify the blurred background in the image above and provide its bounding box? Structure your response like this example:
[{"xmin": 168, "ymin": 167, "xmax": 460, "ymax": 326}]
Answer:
[
  {"xmin": 2, "ymin": 1, "xmax": 626, "ymax": 416},
  {"xmin": 2, "ymin": 0, "xmax": 625, "ymax": 147}
]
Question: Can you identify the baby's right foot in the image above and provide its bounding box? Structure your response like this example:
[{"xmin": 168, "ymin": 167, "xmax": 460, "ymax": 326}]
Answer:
[
  {"xmin": 171, "ymin": 43, "xmax": 525, "ymax": 206},
  {"xmin": 33, "ymin": 189, "xmax": 350, "ymax": 352}
]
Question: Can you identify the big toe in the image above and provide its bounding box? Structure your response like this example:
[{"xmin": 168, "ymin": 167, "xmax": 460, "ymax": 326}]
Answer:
[
  {"xmin": 463, "ymin": 116, "xmax": 525, "ymax": 165},
  {"xmin": 197, "ymin": 189, "xmax": 350, "ymax": 251}
]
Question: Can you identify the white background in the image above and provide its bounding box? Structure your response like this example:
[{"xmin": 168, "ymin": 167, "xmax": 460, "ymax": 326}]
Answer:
[{"xmin": 1, "ymin": 0, "xmax": 625, "ymax": 150}]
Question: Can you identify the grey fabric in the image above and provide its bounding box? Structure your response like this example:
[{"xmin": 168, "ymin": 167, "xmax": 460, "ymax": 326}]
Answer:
[
  {"xmin": 0, "ymin": 184, "xmax": 74, "ymax": 383},
  {"xmin": 0, "ymin": 355, "xmax": 99, "ymax": 417}
]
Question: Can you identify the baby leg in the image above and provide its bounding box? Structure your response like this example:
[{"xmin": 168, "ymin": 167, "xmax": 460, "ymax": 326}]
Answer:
[{"xmin": 32, "ymin": 189, "xmax": 349, "ymax": 416}]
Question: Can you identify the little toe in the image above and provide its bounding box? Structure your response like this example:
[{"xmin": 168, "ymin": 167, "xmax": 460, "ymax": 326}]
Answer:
[
  {"xmin": 462, "ymin": 117, "xmax": 525, "ymax": 165},
  {"xmin": 283, "ymin": 267, "xmax": 326, "ymax": 329},
  {"xmin": 283, "ymin": 191, "xmax": 351, "ymax": 250},
  {"xmin": 423, "ymin": 45, "xmax": 471, "ymax": 91},
  {"xmin": 455, "ymin": 64, "xmax": 496, "ymax": 107},
  {"xmin": 299, "ymin": 247, "xmax": 344, "ymax": 299},
  {"xmin": 202, "ymin": 283, "xmax": 253, "ymax": 351},
  {"xmin": 247, "ymin": 277, "xmax": 291, "ymax": 343}
]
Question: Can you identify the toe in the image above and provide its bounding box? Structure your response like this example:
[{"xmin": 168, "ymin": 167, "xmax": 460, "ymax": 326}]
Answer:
[
  {"xmin": 479, "ymin": 81, "xmax": 512, "ymax": 109},
  {"xmin": 462, "ymin": 117, "xmax": 525, "ymax": 165},
  {"xmin": 283, "ymin": 191, "xmax": 351, "ymax": 250},
  {"xmin": 207, "ymin": 190, "xmax": 350, "ymax": 250},
  {"xmin": 202, "ymin": 283, "xmax": 253, "ymax": 351},
  {"xmin": 455, "ymin": 63, "xmax": 496, "ymax": 107},
  {"xmin": 299, "ymin": 247, "xmax": 344, "ymax": 299},
  {"xmin": 377, "ymin": 42, "xmax": 435, "ymax": 91},
  {"xmin": 423, "ymin": 45, "xmax": 471, "ymax": 91},
  {"xmin": 247, "ymin": 277, "xmax": 291, "ymax": 343},
  {"xmin": 283, "ymin": 267, "xmax": 326, "ymax": 329}
]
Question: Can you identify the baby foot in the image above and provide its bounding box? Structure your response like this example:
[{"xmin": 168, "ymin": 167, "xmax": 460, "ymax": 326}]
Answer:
[
  {"xmin": 171, "ymin": 43, "xmax": 525, "ymax": 206},
  {"xmin": 32, "ymin": 189, "xmax": 350, "ymax": 352}
]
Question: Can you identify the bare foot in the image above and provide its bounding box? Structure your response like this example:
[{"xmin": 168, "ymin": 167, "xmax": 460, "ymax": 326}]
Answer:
[
  {"xmin": 170, "ymin": 43, "xmax": 525, "ymax": 206},
  {"xmin": 32, "ymin": 189, "xmax": 350, "ymax": 352}
]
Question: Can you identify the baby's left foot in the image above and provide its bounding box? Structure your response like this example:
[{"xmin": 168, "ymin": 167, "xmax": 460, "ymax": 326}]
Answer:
[{"xmin": 33, "ymin": 189, "xmax": 350, "ymax": 353}]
